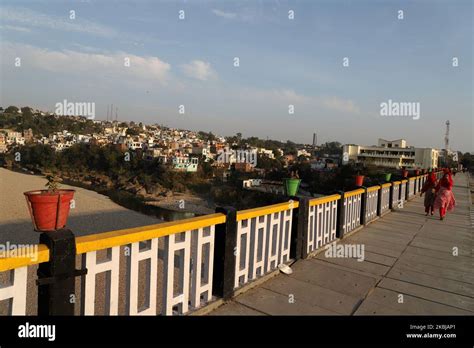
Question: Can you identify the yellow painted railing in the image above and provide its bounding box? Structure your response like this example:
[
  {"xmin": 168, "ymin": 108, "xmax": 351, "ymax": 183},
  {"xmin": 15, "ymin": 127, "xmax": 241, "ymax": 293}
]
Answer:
[
  {"xmin": 236, "ymin": 200, "xmax": 298, "ymax": 221},
  {"xmin": 367, "ymin": 185, "xmax": 380, "ymax": 192},
  {"xmin": 309, "ymin": 194, "xmax": 341, "ymax": 206},
  {"xmin": 76, "ymin": 213, "xmax": 226, "ymax": 254},
  {"xmin": 0, "ymin": 244, "xmax": 50, "ymax": 272},
  {"xmin": 344, "ymin": 188, "xmax": 364, "ymax": 198}
]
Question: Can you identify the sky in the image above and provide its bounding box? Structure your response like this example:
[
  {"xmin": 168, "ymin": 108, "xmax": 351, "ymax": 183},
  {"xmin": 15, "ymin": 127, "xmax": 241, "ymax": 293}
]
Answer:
[{"xmin": 0, "ymin": 0, "xmax": 472, "ymax": 152}]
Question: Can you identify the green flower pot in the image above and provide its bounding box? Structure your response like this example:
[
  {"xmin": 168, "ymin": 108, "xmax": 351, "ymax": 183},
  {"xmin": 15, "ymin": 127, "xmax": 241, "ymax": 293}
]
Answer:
[
  {"xmin": 284, "ymin": 178, "xmax": 301, "ymax": 196},
  {"xmin": 384, "ymin": 173, "xmax": 392, "ymax": 182}
]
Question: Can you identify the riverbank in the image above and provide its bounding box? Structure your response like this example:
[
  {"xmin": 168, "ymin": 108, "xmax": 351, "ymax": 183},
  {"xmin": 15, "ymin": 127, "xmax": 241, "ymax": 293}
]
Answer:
[{"xmin": 0, "ymin": 168, "xmax": 163, "ymax": 244}]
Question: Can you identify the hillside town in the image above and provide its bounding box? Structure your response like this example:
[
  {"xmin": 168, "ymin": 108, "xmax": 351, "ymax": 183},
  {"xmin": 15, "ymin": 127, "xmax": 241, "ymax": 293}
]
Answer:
[{"xmin": 0, "ymin": 106, "xmax": 343, "ymax": 176}]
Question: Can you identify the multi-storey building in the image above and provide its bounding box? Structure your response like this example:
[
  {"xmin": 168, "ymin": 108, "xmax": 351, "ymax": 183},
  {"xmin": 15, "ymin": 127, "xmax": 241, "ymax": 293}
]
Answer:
[{"xmin": 342, "ymin": 139, "xmax": 438, "ymax": 169}]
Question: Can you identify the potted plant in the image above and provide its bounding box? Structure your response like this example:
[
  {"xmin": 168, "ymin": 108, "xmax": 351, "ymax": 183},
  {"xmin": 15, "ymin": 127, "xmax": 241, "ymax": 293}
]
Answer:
[
  {"xmin": 401, "ymin": 168, "xmax": 408, "ymax": 178},
  {"xmin": 283, "ymin": 171, "xmax": 301, "ymax": 196},
  {"xmin": 355, "ymin": 171, "xmax": 364, "ymax": 187},
  {"xmin": 414, "ymin": 169, "xmax": 420, "ymax": 176},
  {"xmin": 24, "ymin": 173, "xmax": 75, "ymax": 232}
]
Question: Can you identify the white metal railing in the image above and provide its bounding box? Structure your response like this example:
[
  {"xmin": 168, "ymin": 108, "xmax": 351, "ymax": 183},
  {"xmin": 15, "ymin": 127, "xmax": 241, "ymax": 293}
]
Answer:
[
  {"xmin": 342, "ymin": 189, "xmax": 363, "ymax": 234},
  {"xmin": 408, "ymin": 179, "xmax": 416, "ymax": 198},
  {"xmin": 234, "ymin": 201, "xmax": 296, "ymax": 289},
  {"xmin": 0, "ymin": 266, "xmax": 28, "ymax": 314},
  {"xmin": 0, "ymin": 245, "xmax": 49, "ymax": 315},
  {"xmin": 307, "ymin": 195, "xmax": 340, "ymax": 254},
  {"xmin": 77, "ymin": 214, "xmax": 225, "ymax": 316},
  {"xmin": 365, "ymin": 187, "xmax": 379, "ymax": 223},
  {"xmin": 392, "ymin": 182, "xmax": 400, "ymax": 208},
  {"xmin": 400, "ymin": 181, "xmax": 407, "ymax": 202},
  {"xmin": 380, "ymin": 185, "xmax": 391, "ymax": 215}
]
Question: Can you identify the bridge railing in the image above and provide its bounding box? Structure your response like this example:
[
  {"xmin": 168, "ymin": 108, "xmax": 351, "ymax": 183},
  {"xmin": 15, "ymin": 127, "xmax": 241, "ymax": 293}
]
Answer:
[
  {"xmin": 0, "ymin": 245, "xmax": 49, "ymax": 315},
  {"xmin": 391, "ymin": 181, "xmax": 401, "ymax": 208},
  {"xmin": 342, "ymin": 188, "xmax": 364, "ymax": 235},
  {"xmin": 379, "ymin": 183, "xmax": 391, "ymax": 215},
  {"xmin": 365, "ymin": 186, "xmax": 380, "ymax": 224},
  {"xmin": 76, "ymin": 213, "xmax": 226, "ymax": 315},
  {"xmin": 408, "ymin": 177, "xmax": 417, "ymax": 199},
  {"xmin": 0, "ymin": 172, "xmax": 443, "ymax": 316},
  {"xmin": 234, "ymin": 201, "xmax": 297, "ymax": 290},
  {"xmin": 400, "ymin": 179, "xmax": 408, "ymax": 203},
  {"xmin": 306, "ymin": 194, "xmax": 340, "ymax": 255}
]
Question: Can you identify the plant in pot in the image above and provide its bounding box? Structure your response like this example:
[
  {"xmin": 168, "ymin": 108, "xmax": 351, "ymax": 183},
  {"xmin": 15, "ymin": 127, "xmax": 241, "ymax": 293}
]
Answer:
[
  {"xmin": 401, "ymin": 167, "xmax": 408, "ymax": 178},
  {"xmin": 354, "ymin": 170, "xmax": 364, "ymax": 187},
  {"xmin": 383, "ymin": 172, "xmax": 392, "ymax": 182},
  {"xmin": 24, "ymin": 173, "xmax": 75, "ymax": 232},
  {"xmin": 283, "ymin": 170, "xmax": 301, "ymax": 196}
]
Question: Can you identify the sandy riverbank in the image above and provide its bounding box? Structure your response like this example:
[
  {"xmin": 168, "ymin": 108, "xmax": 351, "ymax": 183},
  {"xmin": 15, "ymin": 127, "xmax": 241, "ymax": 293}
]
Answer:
[
  {"xmin": 0, "ymin": 168, "xmax": 162, "ymax": 244},
  {"xmin": 145, "ymin": 192, "xmax": 215, "ymax": 215}
]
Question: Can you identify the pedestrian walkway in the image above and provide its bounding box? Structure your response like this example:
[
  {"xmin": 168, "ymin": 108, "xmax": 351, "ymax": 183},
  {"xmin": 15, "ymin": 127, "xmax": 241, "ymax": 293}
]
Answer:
[{"xmin": 209, "ymin": 173, "xmax": 473, "ymax": 315}]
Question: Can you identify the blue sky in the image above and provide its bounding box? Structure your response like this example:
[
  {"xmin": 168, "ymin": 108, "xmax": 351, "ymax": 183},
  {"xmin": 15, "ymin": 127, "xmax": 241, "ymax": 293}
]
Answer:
[{"xmin": 0, "ymin": 0, "xmax": 472, "ymax": 151}]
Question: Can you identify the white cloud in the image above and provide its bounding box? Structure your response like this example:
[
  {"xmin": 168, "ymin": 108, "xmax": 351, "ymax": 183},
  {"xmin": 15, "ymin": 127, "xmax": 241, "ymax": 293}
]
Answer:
[
  {"xmin": 238, "ymin": 88, "xmax": 360, "ymax": 114},
  {"xmin": 0, "ymin": 24, "xmax": 31, "ymax": 32},
  {"xmin": 2, "ymin": 42, "xmax": 171, "ymax": 83},
  {"xmin": 0, "ymin": 6, "xmax": 117, "ymax": 37},
  {"xmin": 211, "ymin": 9, "xmax": 237, "ymax": 19},
  {"xmin": 320, "ymin": 96, "xmax": 360, "ymax": 114},
  {"xmin": 180, "ymin": 60, "xmax": 216, "ymax": 81}
]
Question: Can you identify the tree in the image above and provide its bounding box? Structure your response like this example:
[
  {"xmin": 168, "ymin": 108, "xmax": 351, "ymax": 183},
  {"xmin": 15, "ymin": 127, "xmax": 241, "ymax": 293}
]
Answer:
[
  {"xmin": 198, "ymin": 131, "xmax": 216, "ymax": 142},
  {"xmin": 461, "ymin": 152, "xmax": 473, "ymax": 170},
  {"xmin": 126, "ymin": 128, "xmax": 140, "ymax": 136},
  {"xmin": 5, "ymin": 106, "xmax": 19, "ymax": 114}
]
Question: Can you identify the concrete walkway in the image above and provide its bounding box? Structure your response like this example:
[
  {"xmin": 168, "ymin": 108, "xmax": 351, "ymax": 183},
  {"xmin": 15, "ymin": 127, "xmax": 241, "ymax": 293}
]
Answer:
[{"xmin": 209, "ymin": 173, "xmax": 474, "ymax": 315}]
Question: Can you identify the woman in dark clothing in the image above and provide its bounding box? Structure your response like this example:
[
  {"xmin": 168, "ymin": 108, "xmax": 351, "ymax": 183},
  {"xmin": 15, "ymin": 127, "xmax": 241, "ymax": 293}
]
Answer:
[{"xmin": 420, "ymin": 172, "xmax": 437, "ymax": 216}]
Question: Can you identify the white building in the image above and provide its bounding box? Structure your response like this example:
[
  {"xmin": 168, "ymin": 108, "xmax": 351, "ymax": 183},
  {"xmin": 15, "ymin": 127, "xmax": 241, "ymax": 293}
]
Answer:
[
  {"xmin": 342, "ymin": 138, "xmax": 438, "ymax": 169},
  {"xmin": 242, "ymin": 179, "xmax": 262, "ymax": 188},
  {"xmin": 145, "ymin": 148, "xmax": 162, "ymax": 161},
  {"xmin": 172, "ymin": 156, "xmax": 198, "ymax": 172},
  {"xmin": 297, "ymin": 149, "xmax": 311, "ymax": 158},
  {"xmin": 257, "ymin": 148, "xmax": 275, "ymax": 159}
]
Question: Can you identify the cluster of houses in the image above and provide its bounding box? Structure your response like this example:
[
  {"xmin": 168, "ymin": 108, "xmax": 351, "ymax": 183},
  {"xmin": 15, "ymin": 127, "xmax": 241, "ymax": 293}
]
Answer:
[
  {"xmin": 0, "ymin": 118, "xmax": 309, "ymax": 173},
  {"xmin": 0, "ymin": 109, "xmax": 346, "ymax": 174}
]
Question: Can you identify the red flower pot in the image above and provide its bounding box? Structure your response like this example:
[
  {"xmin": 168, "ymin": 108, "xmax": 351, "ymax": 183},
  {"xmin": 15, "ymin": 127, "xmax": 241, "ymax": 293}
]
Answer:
[
  {"xmin": 401, "ymin": 170, "xmax": 408, "ymax": 178},
  {"xmin": 355, "ymin": 175, "xmax": 364, "ymax": 186},
  {"xmin": 24, "ymin": 190, "xmax": 75, "ymax": 231},
  {"xmin": 415, "ymin": 170, "xmax": 420, "ymax": 176}
]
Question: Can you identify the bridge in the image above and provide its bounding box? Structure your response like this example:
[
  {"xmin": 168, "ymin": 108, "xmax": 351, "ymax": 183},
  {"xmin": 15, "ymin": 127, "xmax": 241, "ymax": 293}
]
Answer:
[
  {"xmin": 0, "ymin": 171, "xmax": 472, "ymax": 316},
  {"xmin": 209, "ymin": 173, "xmax": 473, "ymax": 315}
]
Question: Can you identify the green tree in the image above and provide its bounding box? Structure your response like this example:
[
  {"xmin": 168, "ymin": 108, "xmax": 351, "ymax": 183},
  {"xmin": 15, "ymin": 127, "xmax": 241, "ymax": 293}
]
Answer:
[{"xmin": 5, "ymin": 106, "xmax": 19, "ymax": 114}]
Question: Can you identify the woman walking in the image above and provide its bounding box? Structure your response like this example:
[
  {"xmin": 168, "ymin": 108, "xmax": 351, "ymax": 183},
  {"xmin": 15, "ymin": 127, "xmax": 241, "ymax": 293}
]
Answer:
[
  {"xmin": 434, "ymin": 169, "xmax": 456, "ymax": 220},
  {"xmin": 420, "ymin": 172, "xmax": 437, "ymax": 215}
]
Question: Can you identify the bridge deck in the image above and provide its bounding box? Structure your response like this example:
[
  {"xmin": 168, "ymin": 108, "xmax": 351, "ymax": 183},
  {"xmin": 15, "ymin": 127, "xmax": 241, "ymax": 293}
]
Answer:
[{"xmin": 209, "ymin": 173, "xmax": 473, "ymax": 315}]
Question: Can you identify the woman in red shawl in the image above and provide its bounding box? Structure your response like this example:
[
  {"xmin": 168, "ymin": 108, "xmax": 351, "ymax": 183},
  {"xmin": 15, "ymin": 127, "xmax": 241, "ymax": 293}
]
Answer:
[
  {"xmin": 433, "ymin": 169, "xmax": 456, "ymax": 220},
  {"xmin": 420, "ymin": 172, "xmax": 437, "ymax": 215}
]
